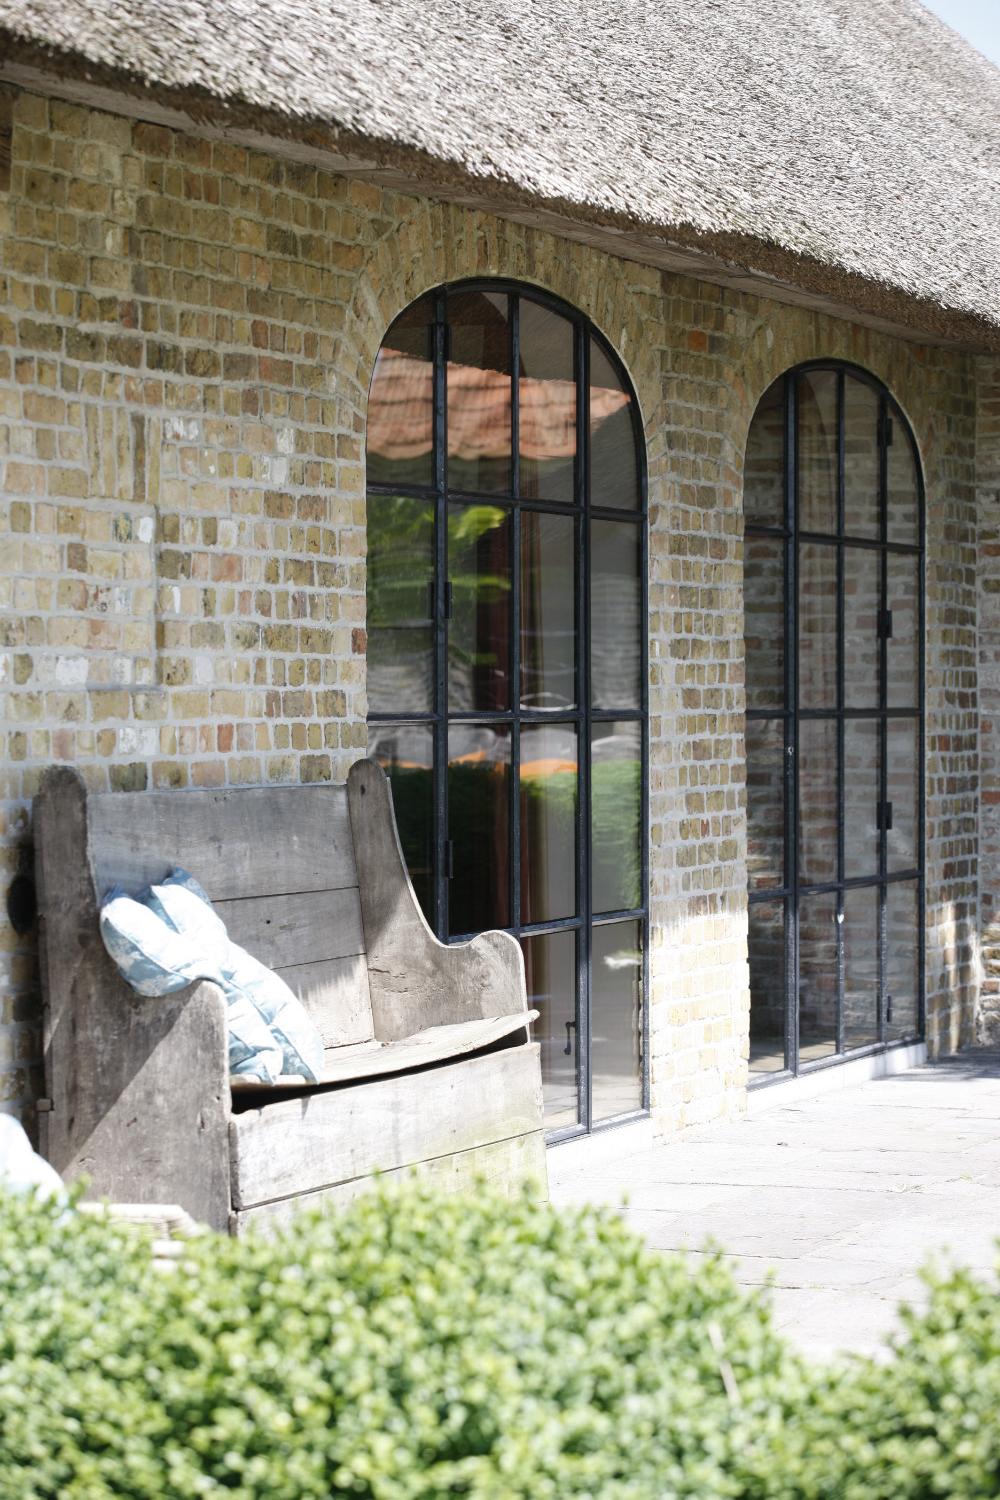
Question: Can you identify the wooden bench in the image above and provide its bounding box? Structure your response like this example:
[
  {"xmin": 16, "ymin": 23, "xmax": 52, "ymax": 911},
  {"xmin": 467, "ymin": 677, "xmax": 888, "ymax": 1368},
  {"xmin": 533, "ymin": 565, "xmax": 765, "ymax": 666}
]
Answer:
[{"xmin": 33, "ymin": 758, "xmax": 546, "ymax": 1232}]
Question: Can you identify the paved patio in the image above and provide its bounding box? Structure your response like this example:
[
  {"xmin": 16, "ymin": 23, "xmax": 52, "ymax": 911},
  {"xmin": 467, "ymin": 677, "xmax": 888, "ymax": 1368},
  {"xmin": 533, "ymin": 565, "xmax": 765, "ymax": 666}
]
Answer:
[{"xmin": 548, "ymin": 1053, "xmax": 1000, "ymax": 1360}]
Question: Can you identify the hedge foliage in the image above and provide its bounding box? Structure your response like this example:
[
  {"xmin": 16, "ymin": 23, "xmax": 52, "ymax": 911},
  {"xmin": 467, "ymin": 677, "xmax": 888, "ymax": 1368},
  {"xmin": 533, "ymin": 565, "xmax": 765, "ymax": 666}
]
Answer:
[{"xmin": 1, "ymin": 1182, "xmax": 998, "ymax": 1499}]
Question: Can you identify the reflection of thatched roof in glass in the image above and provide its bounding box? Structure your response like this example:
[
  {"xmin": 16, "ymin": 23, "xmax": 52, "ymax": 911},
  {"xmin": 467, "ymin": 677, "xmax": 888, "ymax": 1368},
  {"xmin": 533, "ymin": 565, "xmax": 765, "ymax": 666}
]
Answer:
[
  {"xmin": 4, "ymin": 0, "xmax": 999, "ymax": 345},
  {"xmin": 368, "ymin": 349, "xmax": 628, "ymax": 464}
]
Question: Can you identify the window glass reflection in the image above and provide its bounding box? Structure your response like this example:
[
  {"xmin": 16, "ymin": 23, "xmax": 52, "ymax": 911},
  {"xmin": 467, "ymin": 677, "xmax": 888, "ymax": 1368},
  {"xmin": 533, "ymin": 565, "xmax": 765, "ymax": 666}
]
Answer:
[
  {"xmin": 592, "ymin": 721, "xmax": 641, "ymax": 913},
  {"xmin": 519, "ymin": 299, "xmax": 575, "ymax": 502},
  {"xmin": 844, "ymin": 545, "xmax": 880, "ymax": 710},
  {"xmin": 886, "ymin": 882, "xmax": 919, "ymax": 1040},
  {"xmin": 448, "ymin": 503, "xmax": 511, "ymax": 712},
  {"xmin": 886, "ymin": 720, "xmax": 918, "ymax": 872},
  {"xmin": 842, "ymin": 377, "xmax": 879, "ymax": 539},
  {"xmin": 367, "ymin": 722, "xmax": 434, "ymax": 921},
  {"xmin": 366, "ymin": 295, "xmax": 434, "ymax": 487},
  {"xmin": 520, "ymin": 724, "xmax": 577, "ymax": 925},
  {"xmin": 520, "ymin": 512, "xmax": 575, "ymax": 710},
  {"xmin": 887, "ymin": 420, "xmax": 919, "ymax": 545},
  {"xmin": 799, "ymin": 718, "xmax": 837, "ymax": 884},
  {"xmin": 798, "ymin": 891, "xmax": 838, "ymax": 1062},
  {"xmin": 745, "ymin": 535, "xmax": 784, "ymax": 710},
  {"xmin": 592, "ymin": 920, "xmax": 643, "ymax": 1120},
  {"xmin": 887, "ymin": 555, "xmax": 919, "ymax": 709},
  {"xmin": 446, "ymin": 289, "xmax": 511, "ymax": 493},
  {"xmin": 797, "ymin": 371, "xmax": 838, "ymax": 534},
  {"xmin": 843, "ymin": 886, "xmax": 879, "ymax": 1049},
  {"xmin": 448, "ymin": 725, "xmax": 510, "ymax": 934},
  {"xmin": 749, "ymin": 901, "xmax": 786, "ymax": 1073},
  {"xmin": 590, "ymin": 337, "xmax": 639, "ymax": 509},
  {"xmin": 591, "ymin": 520, "xmax": 641, "ymax": 710},
  {"xmin": 799, "ymin": 543, "xmax": 837, "ymax": 707},
  {"xmin": 522, "ymin": 930, "xmax": 578, "ymax": 1129},
  {"xmin": 367, "ymin": 494, "xmax": 434, "ymax": 716},
  {"xmin": 844, "ymin": 719, "xmax": 880, "ymax": 879},
  {"xmin": 746, "ymin": 718, "xmax": 784, "ymax": 891}
]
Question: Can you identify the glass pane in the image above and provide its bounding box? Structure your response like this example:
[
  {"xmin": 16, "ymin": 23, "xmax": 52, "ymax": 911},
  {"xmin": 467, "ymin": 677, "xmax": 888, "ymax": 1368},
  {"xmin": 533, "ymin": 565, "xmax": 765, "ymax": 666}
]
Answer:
[
  {"xmin": 799, "ymin": 543, "xmax": 837, "ymax": 708},
  {"xmin": 448, "ymin": 724, "xmax": 510, "ymax": 934},
  {"xmin": 887, "ymin": 420, "xmax": 919, "ymax": 545},
  {"xmin": 798, "ymin": 718, "xmax": 837, "ymax": 884},
  {"xmin": 518, "ymin": 299, "xmax": 575, "ymax": 502},
  {"xmin": 886, "ymin": 882, "xmax": 920, "ymax": 1040},
  {"xmin": 366, "ymin": 295, "xmax": 434, "ymax": 487},
  {"xmin": 744, "ymin": 379, "xmax": 785, "ymax": 528},
  {"xmin": 366, "ymin": 494, "xmax": 434, "ymax": 715},
  {"xmin": 843, "ymin": 886, "xmax": 879, "ymax": 1050},
  {"xmin": 520, "ymin": 724, "xmax": 577, "ymax": 925},
  {"xmin": 798, "ymin": 892, "xmax": 838, "ymax": 1062},
  {"xmin": 592, "ymin": 721, "xmax": 641, "ymax": 913},
  {"xmin": 592, "ymin": 920, "xmax": 643, "ymax": 1121},
  {"xmin": 844, "ymin": 546, "xmax": 880, "ymax": 710},
  {"xmin": 520, "ymin": 512, "xmax": 575, "ymax": 710},
  {"xmin": 844, "ymin": 719, "xmax": 880, "ymax": 879},
  {"xmin": 446, "ymin": 289, "xmax": 511, "ymax": 493},
  {"xmin": 887, "ymin": 719, "xmax": 919, "ymax": 872},
  {"xmin": 522, "ymin": 930, "xmax": 578, "ymax": 1130},
  {"xmin": 367, "ymin": 722, "xmax": 434, "ymax": 921},
  {"xmin": 842, "ymin": 376, "xmax": 880, "ymax": 539},
  {"xmin": 448, "ymin": 503, "xmax": 511, "ymax": 712},
  {"xmin": 746, "ymin": 718, "xmax": 784, "ymax": 891},
  {"xmin": 591, "ymin": 520, "xmax": 641, "ymax": 709},
  {"xmin": 744, "ymin": 536, "xmax": 784, "ymax": 710},
  {"xmin": 590, "ymin": 337, "xmax": 639, "ymax": 510},
  {"xmin": 749, "ymin": 901, "xmax": 786, "ymax": 1074},
  {"xmin": 797, "ymin": 370, "xmax": 838, "ymax": 534},
  {"xmin": 887, "ymin": 555, "xmax": 919, "ymax": 709}
]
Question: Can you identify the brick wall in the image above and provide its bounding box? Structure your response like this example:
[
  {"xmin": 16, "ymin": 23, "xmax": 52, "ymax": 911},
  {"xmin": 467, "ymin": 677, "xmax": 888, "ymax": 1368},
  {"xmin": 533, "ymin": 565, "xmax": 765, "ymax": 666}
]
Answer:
[
  {"xmin": 0, "ymin": 83, "xmax": 982, "ymax": 1136},
  {"xmin": 977, "ymin": 357, "xmax": 1000, "ymax": 1041}
]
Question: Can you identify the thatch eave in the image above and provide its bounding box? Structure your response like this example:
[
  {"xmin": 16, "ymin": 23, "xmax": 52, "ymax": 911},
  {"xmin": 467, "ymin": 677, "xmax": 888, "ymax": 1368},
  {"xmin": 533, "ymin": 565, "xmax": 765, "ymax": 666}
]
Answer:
[{"xmin": 1, "ymin": 2, "xmax": 999, "ymax": 355}]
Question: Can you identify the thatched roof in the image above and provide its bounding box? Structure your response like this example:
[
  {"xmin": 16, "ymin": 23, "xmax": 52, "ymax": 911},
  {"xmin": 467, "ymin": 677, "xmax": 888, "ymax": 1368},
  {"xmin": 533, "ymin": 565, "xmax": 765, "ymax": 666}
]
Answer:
[{"xmin": 1, "ymin": 0, "xmax": 999, "ymax": 344}]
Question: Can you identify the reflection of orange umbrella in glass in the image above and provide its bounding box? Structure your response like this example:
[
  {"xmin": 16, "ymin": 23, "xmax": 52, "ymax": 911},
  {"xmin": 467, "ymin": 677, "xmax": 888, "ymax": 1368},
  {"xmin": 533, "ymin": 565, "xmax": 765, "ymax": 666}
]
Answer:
[{"xmin": 368, "ymin": 349, "xmax": 629, "ymax": 465}]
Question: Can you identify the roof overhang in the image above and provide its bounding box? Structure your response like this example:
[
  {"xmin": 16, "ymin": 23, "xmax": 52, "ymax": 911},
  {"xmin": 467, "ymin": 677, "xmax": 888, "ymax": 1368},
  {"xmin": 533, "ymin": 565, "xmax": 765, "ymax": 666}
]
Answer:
[{"xmin": 3, "ymin": 50, "xmax": 998, "ymax": 356}]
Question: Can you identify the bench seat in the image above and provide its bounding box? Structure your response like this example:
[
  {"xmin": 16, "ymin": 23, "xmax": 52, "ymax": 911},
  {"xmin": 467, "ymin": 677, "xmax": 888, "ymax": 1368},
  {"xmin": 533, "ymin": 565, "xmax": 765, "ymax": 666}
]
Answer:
[
  {"xmin": 230, "ymin": 1009, "xmax": 538, "ymax": 1092},
  {"xmin": 33, "ymin": 758, "xmax": 547, "ymax": 1230}
]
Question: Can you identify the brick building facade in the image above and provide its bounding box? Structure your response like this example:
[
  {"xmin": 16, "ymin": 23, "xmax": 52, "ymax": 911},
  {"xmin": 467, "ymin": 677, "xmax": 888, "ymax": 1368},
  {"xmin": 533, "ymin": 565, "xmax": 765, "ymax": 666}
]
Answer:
[{"xmin": 1, "ymin": 67, "xmax": 990, "ymax": 1144}]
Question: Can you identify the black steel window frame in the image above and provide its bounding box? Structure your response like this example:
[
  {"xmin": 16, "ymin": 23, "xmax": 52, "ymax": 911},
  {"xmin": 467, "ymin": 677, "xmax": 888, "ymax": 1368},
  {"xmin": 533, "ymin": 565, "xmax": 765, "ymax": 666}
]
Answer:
[
  {"xmin": 367, "ymin": 278, "xmax": 650, "ymax": 1139},
  {"xmin": 746, "ymin": 360, "xmax": 925, "ymax": 1085}
]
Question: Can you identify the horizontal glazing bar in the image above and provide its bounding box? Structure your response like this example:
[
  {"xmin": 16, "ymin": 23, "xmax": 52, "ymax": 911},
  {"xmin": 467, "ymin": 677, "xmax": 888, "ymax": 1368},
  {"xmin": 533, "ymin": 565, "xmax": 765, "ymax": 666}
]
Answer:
[
  {"xmin": 592, "ymin": 907, "xmax": 648, "ymax": 925},
  {"xmin": 796, "ymin": 528, "xmax": 923, "ymax": 555},
  {"xmin": 798, "ymin": 707, "xmax": 920, "ymax": 720},
  {"xmin": 748, "ymin": 868, "xmax": 920, "ymax": 904}
]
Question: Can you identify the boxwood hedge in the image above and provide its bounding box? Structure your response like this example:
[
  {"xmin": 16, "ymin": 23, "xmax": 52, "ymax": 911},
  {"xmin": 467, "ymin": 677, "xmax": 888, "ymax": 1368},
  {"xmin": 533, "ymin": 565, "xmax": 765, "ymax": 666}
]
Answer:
[{"xmin": 1, "ymin": 1182, "xmax": 998, "ymax": 1498}]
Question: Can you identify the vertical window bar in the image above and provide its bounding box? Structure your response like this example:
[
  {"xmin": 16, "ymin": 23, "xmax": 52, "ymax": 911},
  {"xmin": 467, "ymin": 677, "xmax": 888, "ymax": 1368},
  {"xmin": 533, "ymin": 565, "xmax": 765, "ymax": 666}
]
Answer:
[
  {"xmin": 510, "ymin": 296, "xmax": 522, "ymax": 933},
  {"xmin": 433, "ymin": 288, "xmax": 449, "ymax": 939},
  {"xmin": 785, "ymin": 371, "xmax": 800, "ymax": 1073},
  {"xmin": 579, "ymin": 321, "xmax": 592, "ymax": 1132},
  {"xmin": 835, "ymin": 369, "xmax": 846, "ymax": 1058},
  {"xmin": 877, "ymin": 393, "xmax": 890, "ymax": 1044}
]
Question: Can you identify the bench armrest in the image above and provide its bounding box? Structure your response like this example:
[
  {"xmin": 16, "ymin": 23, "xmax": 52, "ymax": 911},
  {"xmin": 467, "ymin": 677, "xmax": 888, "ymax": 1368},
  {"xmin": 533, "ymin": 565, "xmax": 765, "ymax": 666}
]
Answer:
[
  {"xmin": 34, "ymin": 766, "xmax": 232, "ymax": 1231},
  {"xmin": 348, "ymin": 760, "xmax": 530, "ymax": 1042}
]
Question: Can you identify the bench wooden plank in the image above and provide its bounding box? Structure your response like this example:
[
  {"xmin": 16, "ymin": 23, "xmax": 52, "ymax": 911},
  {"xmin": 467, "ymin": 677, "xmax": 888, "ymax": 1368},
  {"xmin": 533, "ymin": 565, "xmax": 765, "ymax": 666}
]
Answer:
[
  {"xmin": 229, "ymin": 1010, "xmax": 536, "ymax": 1093},
  {"xmin": 230, "ymin": 1045, "xmax": 543, "ymax": 1208},
  {"xmin": 88, "ymin": 785, "xmax": 356, "ymax": 901},
  {"xmin": 275, "ymin": 954, "xmax": 374, "ymax": 1048},
  {"xmin": 232, "ymin": 1131, "xmax": 547, "ymax": 1231},
  {"xmin": 219, "ymin": 887, "xmax": 365, "ymax": 970}
]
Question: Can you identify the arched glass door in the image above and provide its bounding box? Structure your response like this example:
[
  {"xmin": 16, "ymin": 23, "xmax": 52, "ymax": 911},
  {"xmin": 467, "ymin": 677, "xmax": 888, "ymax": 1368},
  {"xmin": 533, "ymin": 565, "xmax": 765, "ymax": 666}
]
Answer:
[
  {"xmin": 365, "ymin": 281, "xmax": 648, "ymax": 1135},
  {"xmin": 744, "ymin": 364, "xmax": 924, "ymax": 1079}
]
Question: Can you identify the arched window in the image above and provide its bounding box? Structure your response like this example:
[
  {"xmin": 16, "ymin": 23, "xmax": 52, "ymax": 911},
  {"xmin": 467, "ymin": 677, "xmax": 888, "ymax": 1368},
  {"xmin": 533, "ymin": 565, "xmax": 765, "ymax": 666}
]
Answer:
[
  {"xmin": 366, "ymin": 281, "xmax": 648, "ymax": 1135},
  {"xmin": 743, "ymin": 363, "xmax": 924, "ymax": 1079}
]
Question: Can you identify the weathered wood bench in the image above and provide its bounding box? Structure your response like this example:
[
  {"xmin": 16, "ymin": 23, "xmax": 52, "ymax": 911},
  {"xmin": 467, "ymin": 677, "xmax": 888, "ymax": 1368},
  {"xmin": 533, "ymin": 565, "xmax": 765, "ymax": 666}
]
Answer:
[{"xmin": 33, "ymin": 758, "xmax": 546, "ymax": 1232}]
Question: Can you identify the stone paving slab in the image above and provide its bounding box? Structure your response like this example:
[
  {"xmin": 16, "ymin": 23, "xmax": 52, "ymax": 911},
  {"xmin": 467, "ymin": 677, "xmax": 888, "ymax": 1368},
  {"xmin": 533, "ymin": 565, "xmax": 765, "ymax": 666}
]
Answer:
[{"xmin": 548, "ymin": 1053, "xmax": 1000, "ymax": 1360}]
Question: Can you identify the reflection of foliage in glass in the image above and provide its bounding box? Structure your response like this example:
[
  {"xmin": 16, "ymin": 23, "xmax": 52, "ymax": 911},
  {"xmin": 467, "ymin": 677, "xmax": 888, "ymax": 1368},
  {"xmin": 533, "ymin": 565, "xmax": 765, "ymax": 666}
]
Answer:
[{"xmin": 448, "ymin": 505, "xmax": 510, "ymax": 681}]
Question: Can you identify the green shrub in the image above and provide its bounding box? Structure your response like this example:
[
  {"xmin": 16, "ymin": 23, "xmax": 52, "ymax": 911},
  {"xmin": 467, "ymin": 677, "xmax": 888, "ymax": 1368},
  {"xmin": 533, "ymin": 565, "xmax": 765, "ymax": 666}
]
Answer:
[
  {"xmin": 4, "ymin": 1183, "xmax": 1000, "ymax": 1498},
  {"xmin": 0, "ymin": 1183, "xmax": 807, "ymax": 1499}
]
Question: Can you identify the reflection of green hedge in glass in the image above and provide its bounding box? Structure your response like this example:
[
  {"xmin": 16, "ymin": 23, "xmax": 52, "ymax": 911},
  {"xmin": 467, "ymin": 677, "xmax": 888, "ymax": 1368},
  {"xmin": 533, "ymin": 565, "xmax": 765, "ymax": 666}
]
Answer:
[{"xmin": 388, "ymin": 759, "xmax": 640, "ymax": 928}]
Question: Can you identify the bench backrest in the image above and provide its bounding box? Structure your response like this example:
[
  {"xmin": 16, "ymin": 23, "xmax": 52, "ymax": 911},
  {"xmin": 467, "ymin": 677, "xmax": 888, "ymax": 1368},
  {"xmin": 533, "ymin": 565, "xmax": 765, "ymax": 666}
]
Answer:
[{"xmin": 88, "ymin": 784, "xmax": 374, "ymax": 1048}]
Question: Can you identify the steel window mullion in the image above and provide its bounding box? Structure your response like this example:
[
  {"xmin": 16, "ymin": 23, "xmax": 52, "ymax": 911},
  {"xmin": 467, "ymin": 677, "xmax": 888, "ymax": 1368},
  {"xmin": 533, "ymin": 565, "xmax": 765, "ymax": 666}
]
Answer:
[
  {"xmin": 510, "ymin": 295, "xmax": 522, "ymax": 938},
  {"xmin": 433, "ymin": 288, "xmax": 448, "ymax": 940},
  {"xmin": 877, "ymin": 392, "xmax": 889, "ymax": 1045},
  {"xmin": 836, "ymin": 369, "xmax": 846, "ymax": 1058},
  {"xmin": 578, "ymin": 321, "xmax": 592, "ymax": 1134},
  {"xmin": 785, "ymin": 370, "xmax": 800, "ymax": 1074}
]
